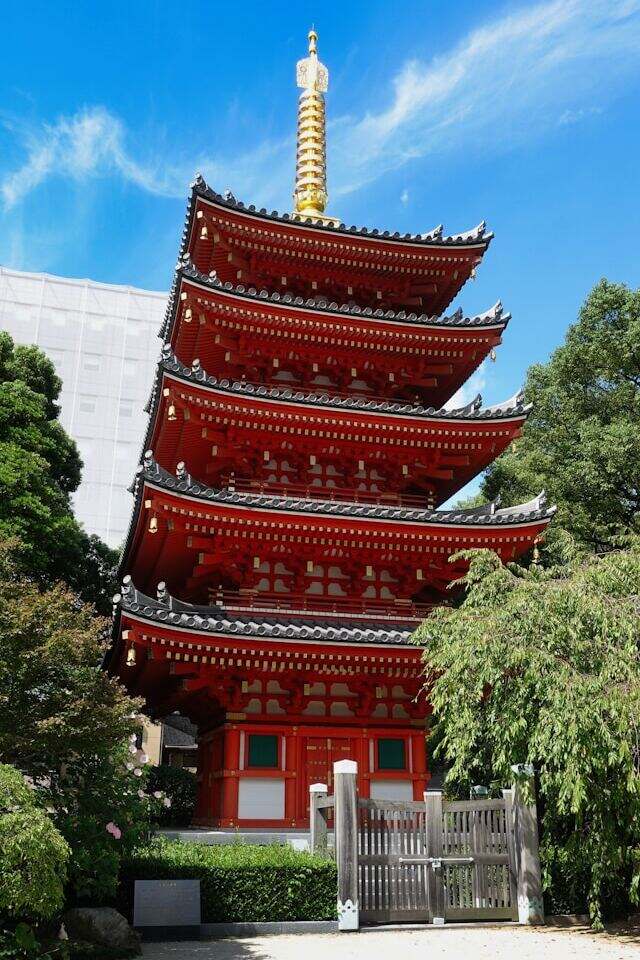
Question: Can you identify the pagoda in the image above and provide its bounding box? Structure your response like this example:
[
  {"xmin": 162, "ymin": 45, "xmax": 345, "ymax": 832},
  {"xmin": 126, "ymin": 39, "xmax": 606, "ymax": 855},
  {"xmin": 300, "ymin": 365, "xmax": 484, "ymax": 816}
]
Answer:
[{"xmin": 107, "ymin": 30, "xmax": 554, "ymax": 828}]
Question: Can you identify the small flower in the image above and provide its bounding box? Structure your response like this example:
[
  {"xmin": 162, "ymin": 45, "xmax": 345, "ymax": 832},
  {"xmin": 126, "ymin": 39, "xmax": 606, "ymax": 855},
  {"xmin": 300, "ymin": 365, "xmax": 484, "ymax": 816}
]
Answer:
[
  {"xmin": 129, "ymin": 731, "xmax": 138, "ymax": 740},
  {"xmin": 126, "ymin": 762, "xmax": 134, "ymax": 771},
  {"xmin": 128, "ymin": 743, "xmax": 138, "ymax": 755},
  {"xmin": 136, "ymin": 750, "xmax": 149, "ymax": 764},
  {"xmin": 163, "ymin": 797, "xmax": 172, "ymax": 808},
  {"xmin": 106, "ymin": 822, "xmax": 122, "ymax": 840},
  {"xmin": 138, "ymin": 789, "xmax": 146, "ymax": 799},
  {"xmin": 133, "ymin": 768, "xmax": 143, "ymax": 777},
  {"xmin": 153, "ymin": 791, "xmax": 163, "ymax": 799}
]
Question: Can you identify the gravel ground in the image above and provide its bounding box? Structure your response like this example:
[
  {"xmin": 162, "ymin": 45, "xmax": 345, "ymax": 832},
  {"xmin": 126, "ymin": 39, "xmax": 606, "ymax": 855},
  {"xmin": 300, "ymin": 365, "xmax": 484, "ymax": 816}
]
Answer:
[{"xmin": 142, "ymin": 924, "xmax": 640, "ymax": 960}]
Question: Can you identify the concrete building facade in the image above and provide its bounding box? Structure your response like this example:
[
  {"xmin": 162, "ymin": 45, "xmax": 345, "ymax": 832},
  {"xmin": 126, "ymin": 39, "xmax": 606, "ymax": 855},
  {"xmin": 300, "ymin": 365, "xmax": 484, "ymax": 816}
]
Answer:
[{"xmin": 0, "ymin": 265, "xmax": 167, "ymax": 547}]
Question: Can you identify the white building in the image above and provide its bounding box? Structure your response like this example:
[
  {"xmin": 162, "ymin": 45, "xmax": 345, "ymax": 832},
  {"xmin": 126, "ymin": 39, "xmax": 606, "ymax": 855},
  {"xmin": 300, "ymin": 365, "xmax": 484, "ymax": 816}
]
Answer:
[{"xmin": 0, "ymin": 266, "xmax": 167, "ymax": 547}]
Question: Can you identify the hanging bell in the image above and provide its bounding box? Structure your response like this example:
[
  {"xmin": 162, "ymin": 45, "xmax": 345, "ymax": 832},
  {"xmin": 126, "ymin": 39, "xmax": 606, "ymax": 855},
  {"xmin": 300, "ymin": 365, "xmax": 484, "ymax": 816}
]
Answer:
[
  {"xmin": 167, "ymin": 403, "xmax": 177, "ymax": 421},
  {"xmin": 200, "ymin": 224, "xmax": 209, "ymax": 240},
  {"xmin": 148, "ymin": 516, "xmax": 158, "ymax": 534},
  {"xmin": 126, "ymin": 647, "xmax": 137, "ymax": 667},
  {"xmin": 490, "ymin": 349, "xmax": 497, "ymax": 362}
]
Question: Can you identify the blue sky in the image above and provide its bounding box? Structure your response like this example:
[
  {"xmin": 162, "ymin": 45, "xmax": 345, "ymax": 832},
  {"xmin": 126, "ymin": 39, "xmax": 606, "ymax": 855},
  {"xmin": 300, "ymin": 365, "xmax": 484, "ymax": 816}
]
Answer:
[{"xmin": 2, "ymin": 0, "xmax": 640, "ymax": 426}]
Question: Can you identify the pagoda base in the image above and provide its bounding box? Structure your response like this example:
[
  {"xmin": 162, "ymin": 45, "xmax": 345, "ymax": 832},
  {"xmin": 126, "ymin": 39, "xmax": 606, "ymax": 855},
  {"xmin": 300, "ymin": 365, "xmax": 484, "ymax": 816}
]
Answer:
[{"xmin": 194, "ymin": 719, "xmax": 428, "ymax": 829}]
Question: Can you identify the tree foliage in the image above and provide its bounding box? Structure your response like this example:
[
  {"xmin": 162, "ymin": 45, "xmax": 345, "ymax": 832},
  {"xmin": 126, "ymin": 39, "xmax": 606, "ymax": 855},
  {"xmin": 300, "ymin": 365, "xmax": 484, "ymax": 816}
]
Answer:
[
  {"xmin": 0, "ymin": 764, "xmax": 69, "ymax": 923},
  {"xmin": 0, "ymin": 332, "xmax": 118, "ymax": 612},
  {"xmin": 0, "ymin": 542, "xmax": 163, "ymax": 903},
  {"xmin": 413, "ymin": 541, "xmax": 640, "ymax": 924},
  {"xmin": 481, "ymin": 280, "xmax": 640, "ymax": 552}
]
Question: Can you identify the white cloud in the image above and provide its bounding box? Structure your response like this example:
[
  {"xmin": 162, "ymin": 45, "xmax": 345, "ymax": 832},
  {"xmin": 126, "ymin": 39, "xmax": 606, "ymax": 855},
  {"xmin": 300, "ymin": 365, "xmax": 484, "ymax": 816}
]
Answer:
[
  {"xmin": 1, "ymin": 0, "xmax": 640, "ymax": 211},
  {"xmin": 557, "ymin": 105, "xmax": 603, "ymax": 126},
  {"xmin": 330, "ymin": 0, "xmax": 640, "ymax": 197},
  {"xmin": 445, "ymin": 363, "xmax": 488, "ymax": 411},
  {"xmin": 400, "ymin": 188, "xmax": 409, "ymax": 206}
]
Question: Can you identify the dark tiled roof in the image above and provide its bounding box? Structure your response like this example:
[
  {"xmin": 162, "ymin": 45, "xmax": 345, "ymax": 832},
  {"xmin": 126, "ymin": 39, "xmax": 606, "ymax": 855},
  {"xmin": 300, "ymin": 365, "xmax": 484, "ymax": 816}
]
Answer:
[
  {"xmin": 186, "ymin": 174, "xmax": 493, "ymax": 252},
  {"xmin": 156, "ymin": 346, "xmax": 531, "ymax": 422},
  {"xmin": 136, "ymin": 453, "xmax": 556, "ymax": 527},
  {"xmin": 116, "ymin": 578, "xmax": 416, "ymax": 647},
  {"xmin": 160, "ymin": 257, "xmax": 510, "ymax": 339}
]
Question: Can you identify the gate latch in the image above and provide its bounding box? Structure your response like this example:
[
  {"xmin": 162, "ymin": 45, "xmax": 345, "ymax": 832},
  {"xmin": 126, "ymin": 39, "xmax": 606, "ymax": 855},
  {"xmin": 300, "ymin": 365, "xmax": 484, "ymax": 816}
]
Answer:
[{"xmin": 398, "ymin": 856, "xmax": 475, "ymax": 868}]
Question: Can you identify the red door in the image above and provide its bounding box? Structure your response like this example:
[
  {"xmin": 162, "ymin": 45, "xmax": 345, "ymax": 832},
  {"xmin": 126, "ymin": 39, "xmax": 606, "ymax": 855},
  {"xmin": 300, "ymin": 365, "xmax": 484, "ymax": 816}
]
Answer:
[{"xmin": 301, "ymin": 736, "xmax": 356, "ymax": 819}]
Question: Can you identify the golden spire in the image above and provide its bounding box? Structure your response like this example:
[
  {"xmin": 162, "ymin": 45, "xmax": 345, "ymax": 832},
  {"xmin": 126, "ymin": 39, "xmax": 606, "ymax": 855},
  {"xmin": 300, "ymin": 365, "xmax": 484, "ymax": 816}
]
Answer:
[{"xmin": 294, "ymin": 28, "xmax": 330, "ymax": 219}]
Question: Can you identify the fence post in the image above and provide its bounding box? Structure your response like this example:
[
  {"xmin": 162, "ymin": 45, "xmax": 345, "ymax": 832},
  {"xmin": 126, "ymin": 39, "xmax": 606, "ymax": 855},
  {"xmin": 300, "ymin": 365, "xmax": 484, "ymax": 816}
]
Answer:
[
  {"xmin": 424, "ymin": 790, "xmax": 445, "ymax": 925},
  {"xmin": 502, "ymin": 788, "xmax": 519, "ymax": 920},
  {"xmin": 309, "ymin": 782, "xmax": 328, "ymax": 855},
  {"xmin": 510, "ymin": 765, "xmax": 544, "ymax": 925},
  {"xmin": 334, "ymin": 759, "xmax": 359, "ymax": 931}
]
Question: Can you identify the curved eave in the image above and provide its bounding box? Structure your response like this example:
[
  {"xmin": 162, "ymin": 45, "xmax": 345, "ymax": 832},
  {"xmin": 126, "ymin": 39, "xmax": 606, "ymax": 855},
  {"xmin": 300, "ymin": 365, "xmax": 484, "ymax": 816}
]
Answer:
[
  {"xmin": 151, "ymin": 349, "xmax": 530, "ymax": 427},
  {"xmin": 111, "ymin": 582, "xmax": 416, "ymax": 654},
  {"xmin": 184, "ymin": 175, "xmax": 493, "ymax": 256},
  {"xmin": 161, "ymin": 259, "xmax": 510, "ymax": 340},
  {"xmin": 120, "ymin": 456, "xmax": 555, "ymax": 572}
]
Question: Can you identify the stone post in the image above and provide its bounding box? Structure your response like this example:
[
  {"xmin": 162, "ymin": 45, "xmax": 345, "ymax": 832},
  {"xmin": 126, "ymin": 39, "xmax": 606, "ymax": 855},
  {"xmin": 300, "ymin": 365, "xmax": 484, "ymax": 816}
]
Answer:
[
  {"xmin": 309, "ymin": 782, "xmax": 328, "ymax": 855},
  {"xmin": 334, "ymin": 759, "xmax": 359, "ymax": 931},
  {"xmin": 511, "ymin": 764, "xmax": 544, "ymax": 924}
]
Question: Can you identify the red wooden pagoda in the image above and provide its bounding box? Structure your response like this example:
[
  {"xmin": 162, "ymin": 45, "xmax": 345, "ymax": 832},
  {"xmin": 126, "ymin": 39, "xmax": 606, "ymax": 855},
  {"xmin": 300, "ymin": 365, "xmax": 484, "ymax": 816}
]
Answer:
[{"xmin": 108, "ymin": 30, "xmax": 554, "ymax": 828}]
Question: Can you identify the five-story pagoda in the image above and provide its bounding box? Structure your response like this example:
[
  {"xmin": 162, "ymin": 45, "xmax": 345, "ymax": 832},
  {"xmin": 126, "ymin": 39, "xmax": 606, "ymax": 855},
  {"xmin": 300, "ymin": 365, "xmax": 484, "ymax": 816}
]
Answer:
[{"xmin": 108, "ymin": 30, "xmax": 554, "ymax": 828}]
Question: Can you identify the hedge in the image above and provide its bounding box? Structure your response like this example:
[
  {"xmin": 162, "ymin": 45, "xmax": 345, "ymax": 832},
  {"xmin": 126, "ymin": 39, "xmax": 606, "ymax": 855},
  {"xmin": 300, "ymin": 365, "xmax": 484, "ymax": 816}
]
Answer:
[{"xmin": 119, "ymin": 839, "xmax": 337, "ymax": 922}]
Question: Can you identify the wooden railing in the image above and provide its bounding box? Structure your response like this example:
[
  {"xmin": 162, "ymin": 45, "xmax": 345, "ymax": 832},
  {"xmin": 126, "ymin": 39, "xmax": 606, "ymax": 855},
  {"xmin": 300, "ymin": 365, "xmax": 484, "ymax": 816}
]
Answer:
[
  {"xmin": 221, "ymin": 476, "xmax": 434, "ymax": 510},
  {"xmin": 211, "ymin": 590, "xmax": 433, "ymax": 622}
]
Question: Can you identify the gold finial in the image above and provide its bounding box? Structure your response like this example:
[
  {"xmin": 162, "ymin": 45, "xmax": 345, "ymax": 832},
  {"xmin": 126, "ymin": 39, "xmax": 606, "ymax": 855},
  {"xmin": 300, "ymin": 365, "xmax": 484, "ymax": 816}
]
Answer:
[{"xmin": 294, "ymin": 27, "xmax": 333, "ymax": 220}]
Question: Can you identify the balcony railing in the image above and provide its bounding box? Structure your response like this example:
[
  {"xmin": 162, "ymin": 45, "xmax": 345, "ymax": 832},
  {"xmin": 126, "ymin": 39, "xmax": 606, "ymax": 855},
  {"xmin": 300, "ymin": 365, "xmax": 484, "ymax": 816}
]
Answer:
[
  {"xmin": 228, "ymin": 374, "xmax": 421, "ymax": 408},
  {"xmin": 222, "ymin": 476, "xmax": 434, "ymax": 510},
  {"xmin": 209, "ymin": 589, "xmax": 434, "ymax": 623}
]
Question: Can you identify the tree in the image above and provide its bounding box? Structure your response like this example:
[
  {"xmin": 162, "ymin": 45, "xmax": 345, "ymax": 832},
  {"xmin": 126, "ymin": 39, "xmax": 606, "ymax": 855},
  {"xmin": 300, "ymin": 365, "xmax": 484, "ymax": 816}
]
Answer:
[
  {"xmin": 0, "ymin": 332, "xmax": 118, "ymax": 612},
  {"xmin": 481, "ymin": 280, "xmax": 640, "ymax": 553},
  {"xmin": 413, "ymin": 541, "xmax": 640, "ymax": 925},
  {"xmin": 0, "ymin": 542, "xmax": 163, "ymax": 903},
  {"xmin": 0, "ymin": 765, "xmax": 69, "ymax": 922}
]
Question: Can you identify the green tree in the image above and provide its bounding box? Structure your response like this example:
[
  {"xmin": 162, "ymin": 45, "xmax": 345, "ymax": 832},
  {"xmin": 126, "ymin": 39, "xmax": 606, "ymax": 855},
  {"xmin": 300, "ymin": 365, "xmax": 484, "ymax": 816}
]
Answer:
[
  {"xmin": 413, "ymin": 541, "xmax": 640, "ymax": 925},
  {"xmin": 481, "ymin": 280, "xmax": 640, "ymax": 552},
  {"xmin": 0, "ymin": 332, "xmax": 118, "ymax": 612},
  {"xmin": 0, "ymin": 765, "xmax": 69, "ymax": 922},
  {"xmin": 0, "ymin": 542, "xmax": 162, "ymax": 903}
]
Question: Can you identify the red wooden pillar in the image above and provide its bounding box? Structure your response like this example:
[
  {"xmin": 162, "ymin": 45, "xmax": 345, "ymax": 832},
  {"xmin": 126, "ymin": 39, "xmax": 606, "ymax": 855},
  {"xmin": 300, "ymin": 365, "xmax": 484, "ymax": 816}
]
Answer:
[
  {"xmin": 284, "ymin": 727, "xmax": 299, "ymax": 826},
  {"xmin": 221, "ymin": 724, "xmax": 241, "ymax": 826},
  {"xmin": 356, "ymin": 728, "xmax": 370, "ymax": 798},
  {"xmin": 411, "ymin": 730, "xmax": 428, "ymax": 799}
]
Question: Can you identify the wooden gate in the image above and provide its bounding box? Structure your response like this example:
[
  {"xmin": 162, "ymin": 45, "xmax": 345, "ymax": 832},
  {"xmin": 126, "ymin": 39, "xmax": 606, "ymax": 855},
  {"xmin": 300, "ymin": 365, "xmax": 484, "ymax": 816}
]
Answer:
[
  {"xmin": 311, "ymin": 761, "xmax": 543, "ymax": 930},
  {"xmin": 358, "ymin": 799, "xmax": 429, "ymax": 922}
]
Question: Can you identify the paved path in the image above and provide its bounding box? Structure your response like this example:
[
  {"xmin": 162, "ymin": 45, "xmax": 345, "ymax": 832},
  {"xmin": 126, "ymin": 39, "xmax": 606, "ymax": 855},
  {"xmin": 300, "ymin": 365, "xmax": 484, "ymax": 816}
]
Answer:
[{"xmin": 142, "ymin": 925, "xmax": 640, "ymax": 959}]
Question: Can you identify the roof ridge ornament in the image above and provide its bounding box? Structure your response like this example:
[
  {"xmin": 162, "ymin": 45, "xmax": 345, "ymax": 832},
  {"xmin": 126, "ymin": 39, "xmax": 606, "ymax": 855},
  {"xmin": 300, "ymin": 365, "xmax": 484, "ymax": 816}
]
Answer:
[{"xmin": 293, "ymin": 29, "xmax": 337, "ymax": 224}]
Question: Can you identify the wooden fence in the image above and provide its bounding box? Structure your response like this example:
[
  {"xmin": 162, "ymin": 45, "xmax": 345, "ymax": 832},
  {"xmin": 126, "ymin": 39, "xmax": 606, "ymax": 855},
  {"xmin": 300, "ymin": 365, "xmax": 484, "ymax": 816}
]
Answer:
[{"xmin": 310, "ymin": 760, "xmax": 544, "ymax": 931}]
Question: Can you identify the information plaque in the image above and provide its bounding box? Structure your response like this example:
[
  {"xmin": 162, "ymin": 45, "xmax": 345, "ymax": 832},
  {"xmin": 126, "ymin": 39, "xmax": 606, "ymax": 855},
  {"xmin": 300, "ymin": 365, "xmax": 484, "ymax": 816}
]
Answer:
[{"xmin": 133, "ymin": 879, "xmax": 201, "ymax": 940}]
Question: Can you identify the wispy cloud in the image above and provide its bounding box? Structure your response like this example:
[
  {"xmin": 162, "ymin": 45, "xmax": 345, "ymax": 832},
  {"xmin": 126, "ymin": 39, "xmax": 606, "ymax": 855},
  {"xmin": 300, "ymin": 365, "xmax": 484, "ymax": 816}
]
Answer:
[
  {"xmin": 1, "ymin": 0, "xmax": 640, "ymax": 211},
  {"xmin": 330, "ymin": 0, "xmax": 640, "ymax": 196},
  {"xmin": 400, "ymin": 188, "xmax": 410, "ymax": 206}
]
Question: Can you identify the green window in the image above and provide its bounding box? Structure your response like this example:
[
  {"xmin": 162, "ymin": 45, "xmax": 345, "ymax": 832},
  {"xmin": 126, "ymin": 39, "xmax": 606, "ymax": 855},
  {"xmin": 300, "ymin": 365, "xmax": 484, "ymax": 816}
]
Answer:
[
  {"xmin": 247, "ymin": 734, "xmax": 279, "ymax": 768},
  {"xmin": 377, "ymin": 738, "xmax": 406, "ymax": 771}
]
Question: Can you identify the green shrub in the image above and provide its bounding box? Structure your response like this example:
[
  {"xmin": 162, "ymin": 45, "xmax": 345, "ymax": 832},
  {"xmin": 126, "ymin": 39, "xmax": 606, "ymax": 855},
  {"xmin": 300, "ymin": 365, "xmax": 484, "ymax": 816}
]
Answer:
[
  {"xmin": 119, "ymin": 839, "xmax": 336, "ymax": 922},
  {"xmin": 0, "ymin": 764, "xmax": 36, "ymax": 813},
  {"xmin": 146, "ymin": 766, "xmax": 197, "ymax": 827},
  {"xmin": 0, "ymin": 766, "xmax": 69, "ymax": 922}
]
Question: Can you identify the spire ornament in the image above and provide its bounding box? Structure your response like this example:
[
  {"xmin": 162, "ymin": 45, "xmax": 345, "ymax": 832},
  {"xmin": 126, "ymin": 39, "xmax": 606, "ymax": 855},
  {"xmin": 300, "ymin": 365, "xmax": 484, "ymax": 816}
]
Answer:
[{"xmin": 294, "ymin": 28, "xmax": 334, "ymax": 221}]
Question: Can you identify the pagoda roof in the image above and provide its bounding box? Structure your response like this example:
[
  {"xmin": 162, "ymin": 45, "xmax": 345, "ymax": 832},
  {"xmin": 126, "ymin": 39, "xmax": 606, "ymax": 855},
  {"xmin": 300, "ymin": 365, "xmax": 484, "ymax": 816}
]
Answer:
[
  {"xmin": 150, "ymin": 346, "xmax": 531, "ymax": 425},
  {"xmin": 131, "ymin": 454, "xmax": 555, "ymax": 530},
  {"xmin": 161, "ymin": 258, "xmax": 510, "ymax": 340},
  {"xmin": 183, "ymin": 174, "xmax": 493, "ymax": 256},
  {"xmin": 114, "ymin": 577, "xmax": 415, "ymax": 649}
]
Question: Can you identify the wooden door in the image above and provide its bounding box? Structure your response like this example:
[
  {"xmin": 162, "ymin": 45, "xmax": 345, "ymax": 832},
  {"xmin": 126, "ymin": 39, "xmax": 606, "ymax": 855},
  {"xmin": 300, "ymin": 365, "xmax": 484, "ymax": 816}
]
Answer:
[{"xmin": 301, "ymin": 736, "xmax": 356, "ymax": 818}]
